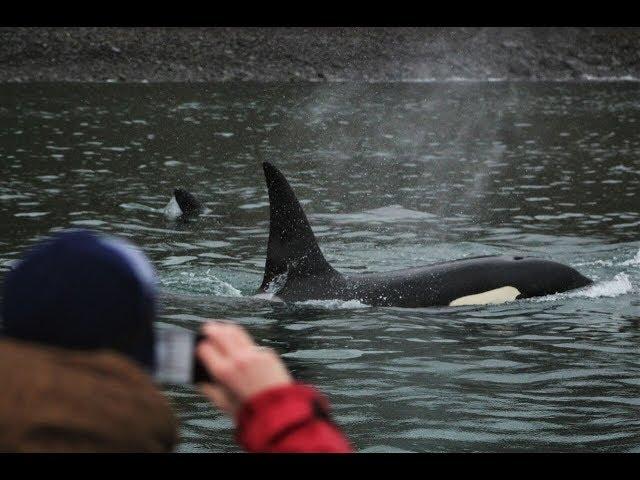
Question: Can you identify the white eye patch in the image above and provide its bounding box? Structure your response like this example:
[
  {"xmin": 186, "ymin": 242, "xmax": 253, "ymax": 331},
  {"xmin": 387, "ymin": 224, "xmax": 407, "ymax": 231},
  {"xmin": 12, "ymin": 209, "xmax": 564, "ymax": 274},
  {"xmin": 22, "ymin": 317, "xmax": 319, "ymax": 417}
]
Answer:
[{"xmin": 449, "ymin": 286, "xmax": 521, "ymax": 306}]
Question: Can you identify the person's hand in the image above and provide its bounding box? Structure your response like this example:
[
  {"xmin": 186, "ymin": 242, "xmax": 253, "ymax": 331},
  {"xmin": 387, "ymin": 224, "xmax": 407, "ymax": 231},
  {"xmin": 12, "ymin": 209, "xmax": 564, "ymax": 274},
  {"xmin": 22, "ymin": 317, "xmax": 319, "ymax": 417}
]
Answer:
[{"xmin": 196, "ymin": 321, "xmax": 293, "ymax": 416}]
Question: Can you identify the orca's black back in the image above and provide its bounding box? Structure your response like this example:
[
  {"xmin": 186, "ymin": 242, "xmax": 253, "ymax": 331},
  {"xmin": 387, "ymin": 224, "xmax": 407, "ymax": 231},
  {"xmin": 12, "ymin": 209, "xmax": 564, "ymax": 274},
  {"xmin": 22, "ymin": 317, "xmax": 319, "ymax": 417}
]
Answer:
[
  {"xmin": 345, "ymin": 255, "xmax": 593, "ymax": 307},
  {"xmin": 259, "ymin": 163, "xmax": 593, "ymax": 308}
]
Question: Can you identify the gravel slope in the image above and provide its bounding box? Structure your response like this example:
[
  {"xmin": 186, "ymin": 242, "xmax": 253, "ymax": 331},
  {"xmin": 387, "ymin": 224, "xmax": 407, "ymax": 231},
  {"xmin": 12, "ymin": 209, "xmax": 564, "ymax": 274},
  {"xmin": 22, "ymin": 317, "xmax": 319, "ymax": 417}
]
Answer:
[{"xmin": 1, "ymin": 27, "xmax": 640, "ymax": 82}]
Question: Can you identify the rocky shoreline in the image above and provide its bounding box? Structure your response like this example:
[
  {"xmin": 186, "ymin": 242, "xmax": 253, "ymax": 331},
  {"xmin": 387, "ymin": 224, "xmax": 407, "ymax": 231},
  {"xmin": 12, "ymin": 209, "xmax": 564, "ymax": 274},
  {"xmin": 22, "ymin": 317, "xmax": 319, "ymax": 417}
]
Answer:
[{"xmin": 1, "ymin": 27, "xmax": 640, "ymax": 82}]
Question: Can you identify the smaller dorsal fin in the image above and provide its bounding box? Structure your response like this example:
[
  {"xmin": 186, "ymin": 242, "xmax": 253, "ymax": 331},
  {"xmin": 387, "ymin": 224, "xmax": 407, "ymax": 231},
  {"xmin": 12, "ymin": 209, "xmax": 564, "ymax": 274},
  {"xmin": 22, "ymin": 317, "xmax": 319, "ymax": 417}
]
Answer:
[
  {"xmin": 173, "ymin": 188, "xmax": 203, "ymax": 216},
  {"xmin": 260, "ymin": 162, "xmax": 337, "ymax": 291}
]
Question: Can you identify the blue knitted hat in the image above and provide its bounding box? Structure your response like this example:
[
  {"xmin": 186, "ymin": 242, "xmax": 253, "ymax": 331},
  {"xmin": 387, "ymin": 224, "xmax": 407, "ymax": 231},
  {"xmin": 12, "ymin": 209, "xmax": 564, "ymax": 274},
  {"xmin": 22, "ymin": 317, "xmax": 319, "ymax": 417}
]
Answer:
[{"xmin": 1, "ymin": 230, "xmax": 157, "ymax": 371}]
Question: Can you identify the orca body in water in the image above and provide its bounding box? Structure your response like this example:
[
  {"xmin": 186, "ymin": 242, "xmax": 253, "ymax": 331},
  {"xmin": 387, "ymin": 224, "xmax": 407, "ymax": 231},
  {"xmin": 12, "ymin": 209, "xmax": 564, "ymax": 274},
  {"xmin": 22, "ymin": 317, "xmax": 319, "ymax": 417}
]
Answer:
[
  {"xmin": 258, "ymin": 162, "xmax": 593, "ymax": 307},
  {"xmin": 173, "ymin": 188, "xmax": 204, "ymax": 217},
  {"xmin": 163, "ymin": 188, "xmax": 204, "ymax": 221}
]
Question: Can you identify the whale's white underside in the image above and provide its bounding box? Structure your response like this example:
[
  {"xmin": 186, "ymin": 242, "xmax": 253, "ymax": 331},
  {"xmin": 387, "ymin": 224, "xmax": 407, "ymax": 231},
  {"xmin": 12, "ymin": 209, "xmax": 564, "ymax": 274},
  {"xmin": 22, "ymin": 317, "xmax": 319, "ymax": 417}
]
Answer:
[
  {"xmin": 253, "ymin": 287, "xmax": 522, "ymax": 307},
  {"xmin": 449, "ymin": 286, "xmax": 521, "ymax": 306}
]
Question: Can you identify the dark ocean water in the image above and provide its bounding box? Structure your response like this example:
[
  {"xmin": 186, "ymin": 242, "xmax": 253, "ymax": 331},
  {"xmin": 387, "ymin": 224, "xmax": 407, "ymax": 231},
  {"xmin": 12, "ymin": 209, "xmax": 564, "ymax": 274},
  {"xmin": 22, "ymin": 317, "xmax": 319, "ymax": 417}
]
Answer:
[{"xmin": 0, "ymin": 82, "xmax": 639, "ymax": 452}]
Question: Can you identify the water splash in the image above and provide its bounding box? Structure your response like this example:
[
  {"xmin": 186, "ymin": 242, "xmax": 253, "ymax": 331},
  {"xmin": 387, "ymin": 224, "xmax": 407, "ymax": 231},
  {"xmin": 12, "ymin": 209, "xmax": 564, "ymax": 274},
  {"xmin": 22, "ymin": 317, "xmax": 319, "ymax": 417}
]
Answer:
[
  {"xmin": 265, "ymin": 272, "xmax": 288, "ymax": 294},
  {"xmin": 249, "ymin": 272, "xmax": 289, "ymax": 302},
  {"xmin": 574, "ymin": 259, "xmax": 615, "ymax": 267},
  {"xmin": 619, "ymin": 249, "xmax": 640, "ymax": 267},
  {"xmin": 573, "ymin": 273, "xmax": 633, "ymax": 298},
  {"xmin": 160, "ymin": 269, "xmax": 242, "ymax": 297},
  {"xmin": 574, "ymin": 249, "xmax": 640, "ymax": 268},
  {"xmin": 295, "ymin": 299, "xmax": 370, "ymax": 309},
  {"xmin": 534, "ymin": 272, "xmax": 633, "ymax": 302}
]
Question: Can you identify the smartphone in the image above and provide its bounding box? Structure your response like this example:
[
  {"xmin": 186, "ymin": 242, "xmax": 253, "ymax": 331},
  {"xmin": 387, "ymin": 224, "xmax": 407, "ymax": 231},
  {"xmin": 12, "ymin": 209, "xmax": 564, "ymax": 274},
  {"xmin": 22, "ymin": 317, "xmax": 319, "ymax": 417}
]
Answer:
[{"xmin": 154, "ymin": 327, "xmax": 213, "ymax": 384}]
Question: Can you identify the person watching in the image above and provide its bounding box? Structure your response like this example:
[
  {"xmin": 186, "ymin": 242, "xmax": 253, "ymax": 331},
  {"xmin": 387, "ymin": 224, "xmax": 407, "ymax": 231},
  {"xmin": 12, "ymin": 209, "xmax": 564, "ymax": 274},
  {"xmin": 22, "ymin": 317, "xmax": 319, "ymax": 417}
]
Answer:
[
  {"xmin": 0, "ymin": 229, "xmax": 352, "ymax": 453},
  {"xmin": 196, "ymin": 321, "xmax": 352, "ymax": 452}
]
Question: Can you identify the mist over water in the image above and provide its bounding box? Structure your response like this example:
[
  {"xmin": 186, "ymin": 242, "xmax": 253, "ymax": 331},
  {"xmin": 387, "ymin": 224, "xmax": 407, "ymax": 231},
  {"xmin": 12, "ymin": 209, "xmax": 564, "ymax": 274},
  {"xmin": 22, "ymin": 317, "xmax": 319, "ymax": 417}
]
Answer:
[{"xmin": 0, "ymin": 82, "xmax": 639, "ymax": 452}]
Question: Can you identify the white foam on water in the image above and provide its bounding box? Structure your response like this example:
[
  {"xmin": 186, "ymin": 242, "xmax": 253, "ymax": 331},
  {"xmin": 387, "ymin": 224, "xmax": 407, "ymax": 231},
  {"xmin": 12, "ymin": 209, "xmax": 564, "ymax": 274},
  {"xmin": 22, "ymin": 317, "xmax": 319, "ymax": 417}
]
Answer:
[
  {"xmin": 574, "ymin": 249, "xmax": 640, "ymax": 268},
  {"xmin": 574, "ymin": 259, "xmax": 615, "ymax": 267},
  {"xmin": 160, "ymin": 269, "xmax": 242, "ymax": 297},
  {"xmin": 619, "ymin": 249, "xmax": 640, "ymax": 267},
  {"xmin": 295, "ymin": 299, "xmax": 370, "ymax": 309},
  {"xmin": 534, "ymin": 272, "xmax": 633, "ymax": 302},
  {"xmin": 572, "ymin": 273, "xmax": 633, "ymax": 298}
]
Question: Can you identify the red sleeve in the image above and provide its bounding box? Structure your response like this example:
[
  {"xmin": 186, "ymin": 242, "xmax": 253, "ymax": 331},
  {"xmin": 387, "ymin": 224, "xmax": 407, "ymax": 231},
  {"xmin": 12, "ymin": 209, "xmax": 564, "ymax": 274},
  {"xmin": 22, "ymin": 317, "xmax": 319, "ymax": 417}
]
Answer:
[{"xmin": 235, "ymin": 383, "xmax": 353, "ymax": 453}]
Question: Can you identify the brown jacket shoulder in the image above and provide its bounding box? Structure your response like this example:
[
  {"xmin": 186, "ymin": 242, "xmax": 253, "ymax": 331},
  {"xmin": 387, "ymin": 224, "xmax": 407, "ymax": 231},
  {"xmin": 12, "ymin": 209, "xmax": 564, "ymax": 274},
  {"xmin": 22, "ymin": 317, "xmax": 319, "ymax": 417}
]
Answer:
[{"xmin": 0, "ymin": 339, "xmax": 179, "ymax": 452}]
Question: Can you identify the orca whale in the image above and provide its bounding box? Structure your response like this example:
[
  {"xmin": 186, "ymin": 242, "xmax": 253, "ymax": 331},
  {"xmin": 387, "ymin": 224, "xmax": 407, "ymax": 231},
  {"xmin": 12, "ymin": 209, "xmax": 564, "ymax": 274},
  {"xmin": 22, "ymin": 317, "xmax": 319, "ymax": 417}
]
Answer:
[
  {"xmin": 173, "ymin": 188, "xmax": 204, "ymax": 217},
  {"xmin": 163, "ymin": 188, "xmax": 204, "ymax": 221},
  {"xmin": 258, "ymin": 162, "xmax": 593, "ymax": 307}
]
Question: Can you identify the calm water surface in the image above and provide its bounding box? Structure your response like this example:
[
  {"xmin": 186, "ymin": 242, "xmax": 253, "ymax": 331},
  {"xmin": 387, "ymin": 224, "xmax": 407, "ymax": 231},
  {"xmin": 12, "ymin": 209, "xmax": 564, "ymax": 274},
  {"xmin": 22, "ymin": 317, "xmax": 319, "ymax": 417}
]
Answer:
[{"xmin": 0, "ymin": 82, "xmax": 639, "ymax": 452}]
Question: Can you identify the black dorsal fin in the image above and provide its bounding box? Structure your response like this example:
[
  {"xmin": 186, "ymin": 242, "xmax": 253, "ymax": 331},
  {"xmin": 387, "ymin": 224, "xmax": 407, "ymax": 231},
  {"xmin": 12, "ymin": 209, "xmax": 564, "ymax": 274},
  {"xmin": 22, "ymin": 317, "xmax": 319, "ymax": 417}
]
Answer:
[
  {"xmin": 173, "ymin": 188, "xmax": 203, "ymax": 216},
  {"xmin": 260, "ymin": 162, "xmax": 337, "ymax": 291}
]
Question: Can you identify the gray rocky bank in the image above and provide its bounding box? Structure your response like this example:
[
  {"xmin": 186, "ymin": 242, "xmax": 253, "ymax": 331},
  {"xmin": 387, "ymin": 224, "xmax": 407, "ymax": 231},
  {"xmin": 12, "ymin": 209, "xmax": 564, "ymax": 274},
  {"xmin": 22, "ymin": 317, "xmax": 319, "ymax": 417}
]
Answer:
[{"xmin": 1, "ymin": 27, "xmax": 640, "ymax": 82}]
